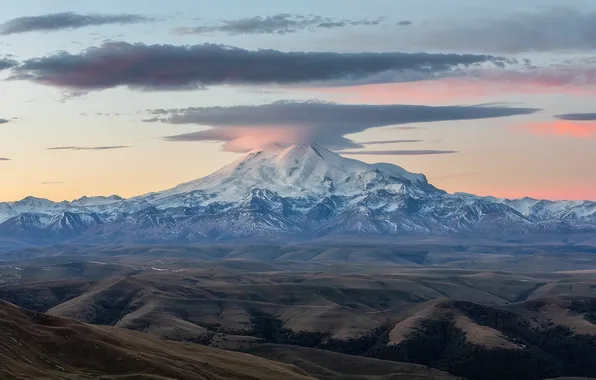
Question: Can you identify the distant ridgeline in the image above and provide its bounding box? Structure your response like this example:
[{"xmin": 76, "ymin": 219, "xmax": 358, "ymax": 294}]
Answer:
[{"xmin": 1, "ymin": 144, "xmax": 595, "ymax": 245}]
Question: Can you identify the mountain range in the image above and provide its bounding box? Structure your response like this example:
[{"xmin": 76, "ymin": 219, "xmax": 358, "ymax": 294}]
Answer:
[{"xmin": 1, "ymin": 143, "xmax": 595, "ymax": 245}]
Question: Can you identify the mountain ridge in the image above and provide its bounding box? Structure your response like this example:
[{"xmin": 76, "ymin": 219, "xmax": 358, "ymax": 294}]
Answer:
[{"xmin": 1, "ymin": 144, "xmax": 595, "ymax": 244}]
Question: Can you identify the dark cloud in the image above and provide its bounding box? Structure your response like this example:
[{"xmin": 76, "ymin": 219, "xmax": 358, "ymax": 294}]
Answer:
[
  {"xmin": 155, "ymin": 100, "xmax": 538, "ymax": 152},
  {"xmin": 59, "ymin": 90, "xmax": 88, "ymax": 102},
  {"xmin": 0, "ymin": 158, "xmax": 10, "ymax": 161},
  {"xmin": 9, "ymin": 42, "xmax": 510, "ymax": 91},
  {"xmin": 340, "ymin": 149, "xmax": 456, "ymax": 155},
  {"xmin": 412, "ymin": 7, "xmax": 596, "ymax": 53},
  {"xmin": 0, "ymin": 119, "xmax": 10, "ymax": 124},
  {"xmin": 393, "ymin": 126, "xmax": 421, "ymax": 130},
  {"xmin": 176, "ymin": 14, "xmax": 381, "ymax": 35},
  {"xmin": 471, "ymin": 65, "xmax": 596, "ymax": 89},
  {"xmin": 397, "ymin": 20, "xmax": 413, "ymax": 26},
  {"xmin": 555, "ymin": 113, "xmax": 596, "ymax": 121},
  {"xmin": 357, "ymin": 139, "xmax": 422, "ymax": 145},
  {"xmin": 79, "ymin": 112, "xmax": 123, "ymax": 116},
  {"xmin": 0, "ymin": 12, "xmax": 152, "ymax": 35},
  {"xmin": 47, "ymin": 146, "xmax": 129, "ymax": 151},
  {"xmin": 0, "ymin": 57, "xmax": 17, "ymax": 70}
]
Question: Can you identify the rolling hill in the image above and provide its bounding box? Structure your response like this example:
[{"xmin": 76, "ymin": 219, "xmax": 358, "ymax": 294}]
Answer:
[
  {"xmin": 0, "ymin": 300, "xmax": 314, "ymax": 380},
  {"xmin": 0, "ymin": 299, "xmax": 465, "ymax": 380}
]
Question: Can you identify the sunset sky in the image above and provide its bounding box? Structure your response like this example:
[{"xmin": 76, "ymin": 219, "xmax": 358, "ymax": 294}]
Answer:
[{"xmin": 1, "ymin": 0, "xmax": 596, "ymax": 201}]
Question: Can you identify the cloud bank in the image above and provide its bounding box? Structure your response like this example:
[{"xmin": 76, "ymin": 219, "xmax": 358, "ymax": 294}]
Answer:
[
  {"xmin": 555, "ymin": 113, "xmax": 596, "ymax": 121},
  {"xmin": 356, "ymin": 139, "xmax": 422, "ymax": 145},
  {"xmin": 0, "ymin": 119, "xmax": 10, "ymax": 124},
  {"xmin": 412, "ymin": 7, "xmax": 596, "ymax": 53},
  {"xmin": 9, "ymin": 42, "xmax": 509, "ymax": 91},
  {"xmin": 393, "ymin": 126, "xmax": 421, "ymax": 130},
  {"xmin": 47, "ymin": 146, "xmax": 129, "ymax": 151},
  {"xmin": 176, "ymin": 14, "xmax": 381, "ymax": 35},
  {"xmin": 340, "ymin": 149, "xmax": 456, "ymax": 155},
  {"xmin": 0, "ymin": 12, "xmax": 152, "ymax": 35},
  {"xmin": 153, "ymin": 101, "xmax": 538, "ymax": 152},
  {"xmin": 0, "ymin": 57, "xmax": 17, "ymax": 71}
]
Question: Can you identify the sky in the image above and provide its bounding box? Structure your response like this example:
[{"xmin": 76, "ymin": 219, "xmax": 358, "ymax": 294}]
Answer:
[{"xmin": 1, "ymin": 0, "xmax": 596, "ymax": 202}]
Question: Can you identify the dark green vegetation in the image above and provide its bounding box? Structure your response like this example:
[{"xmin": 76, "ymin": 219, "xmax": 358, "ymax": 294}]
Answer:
[
  {"xmin": 3, "ymin": 243, "xmax": 596, "ymax": 379},
  {"xmin": 234, "ymin": 307, "xmax": 596, "ymax": 380},
  {"xmin": 244, "ymin": 344, "xmax": 458, "ymax": 380}
]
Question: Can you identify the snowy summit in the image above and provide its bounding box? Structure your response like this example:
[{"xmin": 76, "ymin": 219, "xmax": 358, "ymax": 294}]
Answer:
[
  {"xmin": 0, "ymin": 143, "xmax": 595, "ymax": 243},
  {"xmin": 156, "ymin": 143, "xmax": 430, "ymax": 202}
]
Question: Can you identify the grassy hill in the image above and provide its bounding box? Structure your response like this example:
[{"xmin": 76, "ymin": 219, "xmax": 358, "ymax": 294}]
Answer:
[
  {"xmin": 3, "ymin": 247, "xmax": 596, "ymax": 379},
  {"xmin": 0, "ymin": 300, "xmax": 314, "ymax": 380}
]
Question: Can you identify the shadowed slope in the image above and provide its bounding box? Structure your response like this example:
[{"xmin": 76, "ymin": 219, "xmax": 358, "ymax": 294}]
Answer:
[
  {"xmin": 244, "ymin": 344, "xmax": 460, "ymax": 380},
  {"xmin": 389, "ymin": 299, "xmax": 521, "ymax": 349},
  {"xmin": 0, "ymin": 300, "xmax": 314, "ymax": 380}
]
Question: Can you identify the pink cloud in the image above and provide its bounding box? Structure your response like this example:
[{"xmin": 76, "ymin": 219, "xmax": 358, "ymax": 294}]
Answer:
[
  {"xmin": 221, "ymin": 127, "xmax": 305, "ymax": 152},
  {"xmin": 520, "ymin": 120, "xmax": 596, "ymax": 139},
  {"xmin": 292, "ymin": 69, "xmax": 596, "ymax": 104},
  {"xmin": 166, "ymin": 126, "xmax": 309, "ymax": 152}
]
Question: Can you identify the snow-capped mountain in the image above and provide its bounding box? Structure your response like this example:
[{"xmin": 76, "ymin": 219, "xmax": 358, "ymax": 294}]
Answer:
[
  {"xmin": 154, "ymin": 144, "xmax": 430, "ymax": 200},
  {"xmin": 1, "ymin": 144, "xmax": 595, "ymax": 244}
]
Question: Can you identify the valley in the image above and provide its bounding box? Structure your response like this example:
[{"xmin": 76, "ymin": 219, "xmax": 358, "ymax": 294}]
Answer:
[{"xmin": 2, "ymin": 243, "xmax": 596, "ymax": 379}]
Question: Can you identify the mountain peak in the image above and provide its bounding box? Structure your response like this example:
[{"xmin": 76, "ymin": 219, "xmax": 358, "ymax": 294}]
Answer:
[
  {"xmin": 70, "ymin": 195, "xmax": 124, "ymax": 206},
  {"xmin": 155, "ymin": 142, "xmax": 429, "ymax": 202},
  {"xmin": 2, "ymin": 142, "xmax": 596, "ymax": 241},
  {"xmin": 247, "ymin": 143, "xmax": 327, "ymax": 157},
  {"xmin": 13, "ymin": 196, "xmax": 61, "ymax": 207},
  {"xmin": 247, "ymin": 143, "xmax": 284, "ymax": 154}
]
